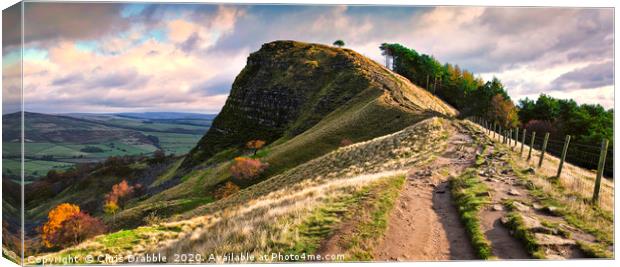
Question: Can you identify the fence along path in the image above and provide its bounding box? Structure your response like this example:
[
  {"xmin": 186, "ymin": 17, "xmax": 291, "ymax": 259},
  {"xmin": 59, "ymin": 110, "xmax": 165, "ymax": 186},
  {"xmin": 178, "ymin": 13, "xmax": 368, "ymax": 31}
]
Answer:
[{"xmin": 471, "ymin": 117, "xmax": 613, "ymax": 212}]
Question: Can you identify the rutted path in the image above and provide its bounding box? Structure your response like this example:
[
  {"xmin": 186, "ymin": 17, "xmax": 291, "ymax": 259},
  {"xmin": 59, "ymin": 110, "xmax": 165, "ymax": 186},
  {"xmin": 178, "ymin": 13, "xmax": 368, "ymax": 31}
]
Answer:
[
  {"xmin": 477, "ymin": 138, "xmax": 598, "ymax": 259},
  {"xmin": 374, "ymin": 123, "xmax": 477, "ymax": 260}
]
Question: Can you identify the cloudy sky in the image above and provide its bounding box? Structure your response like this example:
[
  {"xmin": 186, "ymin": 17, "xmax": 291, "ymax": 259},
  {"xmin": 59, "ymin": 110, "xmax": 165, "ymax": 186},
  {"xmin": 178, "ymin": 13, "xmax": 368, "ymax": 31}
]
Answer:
[{"xmin": 1, "ymin": 3, "xmax": 614, "ymax": 114}]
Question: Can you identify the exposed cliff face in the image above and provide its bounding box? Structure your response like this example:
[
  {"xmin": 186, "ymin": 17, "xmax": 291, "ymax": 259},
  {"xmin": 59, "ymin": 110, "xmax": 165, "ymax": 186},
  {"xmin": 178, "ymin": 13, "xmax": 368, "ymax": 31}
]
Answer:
[{"xmin": 183, "ymin": 40, "xmax": 456, "ymax": 169}]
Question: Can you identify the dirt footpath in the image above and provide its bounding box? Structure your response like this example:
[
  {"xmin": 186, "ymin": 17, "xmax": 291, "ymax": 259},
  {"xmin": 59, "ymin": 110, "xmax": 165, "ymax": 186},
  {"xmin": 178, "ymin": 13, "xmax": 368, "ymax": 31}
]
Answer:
[{"xmin": 374, "ymin": 126, "xmax": 477, "ymax": 261}]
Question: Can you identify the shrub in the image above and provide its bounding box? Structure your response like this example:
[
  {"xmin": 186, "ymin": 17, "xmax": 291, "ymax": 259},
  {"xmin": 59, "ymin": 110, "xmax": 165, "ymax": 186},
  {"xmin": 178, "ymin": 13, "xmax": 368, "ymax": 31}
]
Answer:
[
  {"xmin": 51, "ymin": 212, "xmax": 107, "ymax": 247},
  {"xmin": 42, "ymin": 203, "xmax": 81, "ymax": 248},
  {"xmin": 246, "ymin": 140, "xmax": 266, "ymax": 156},
  {"xmin": 229, "ymin": 157, "xmax": 268, "ymax": 181},
  {"xmin": 105, "ymin": 180, "xmax": 135, "ymax": 208},
  {"xmin": 214, "ymin": 181, "xmax": 240, "ymax": 200},
  {"xmin": 41, "ymin": 203, "xmax": 105, "ymax": 248}
]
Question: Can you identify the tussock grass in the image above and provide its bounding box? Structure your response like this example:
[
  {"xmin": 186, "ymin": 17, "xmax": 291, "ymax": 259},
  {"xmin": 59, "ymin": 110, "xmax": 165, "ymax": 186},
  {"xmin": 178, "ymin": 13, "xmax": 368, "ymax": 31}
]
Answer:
[
  {"xmin": 450, "ymin": 168, "xmax": 493, "ymax": 259},
  {"xmin": 576, "ymin": 240, "xmax": 613, "ymax": 258}
]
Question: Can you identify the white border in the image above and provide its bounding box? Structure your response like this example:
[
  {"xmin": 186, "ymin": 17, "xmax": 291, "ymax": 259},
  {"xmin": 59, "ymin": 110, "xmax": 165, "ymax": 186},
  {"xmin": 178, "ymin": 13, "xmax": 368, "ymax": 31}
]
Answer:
[{"xmin": 0, "ymin": 1, "xmax": 617, "ymax": 267}]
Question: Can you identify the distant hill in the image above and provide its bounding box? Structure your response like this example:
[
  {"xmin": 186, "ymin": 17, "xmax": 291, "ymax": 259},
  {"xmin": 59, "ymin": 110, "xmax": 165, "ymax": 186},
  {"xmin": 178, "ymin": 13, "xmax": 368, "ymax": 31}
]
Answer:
[
  {"xmin": 3, "ymin": 112, "xmax": 159, "ymax": 144},
  {"xmin": 115, "ymin": 112, "xmax": 216, "ymax": 120}
]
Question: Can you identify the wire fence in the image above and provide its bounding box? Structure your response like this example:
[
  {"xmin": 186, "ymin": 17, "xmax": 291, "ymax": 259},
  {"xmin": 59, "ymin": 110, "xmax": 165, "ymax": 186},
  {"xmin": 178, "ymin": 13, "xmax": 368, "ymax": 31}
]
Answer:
[{"xmin": 470, "ymin": 117, "xmax": 614, "ymax": 211}]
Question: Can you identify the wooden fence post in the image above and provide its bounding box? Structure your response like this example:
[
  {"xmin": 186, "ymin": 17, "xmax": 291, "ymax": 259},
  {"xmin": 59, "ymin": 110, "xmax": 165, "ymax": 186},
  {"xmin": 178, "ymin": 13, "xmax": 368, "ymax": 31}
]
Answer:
[
  {"xmin": 527, "ymin": 131, "xmax": 536, "ymax": 160},
  {"xmin": 520, "ymin": 128, "xmax": 526, "ymax": 156},
  {"xmin": 592, "ymin": 139, "xmax": 609, "ymax": 204},
  {"xmin": 499, "ymin": 126, "xmax": 503, "ymax": 142},
  {"xmin": 515, "ymin": 128, "xmax": 519, "ymax": 149},
  {"xmin": 538, "ymin": 132, "xmax": 550, "ymax": 168},
  {"xmin": 556, "ymin": 135, "xmax": 571, "ymax": 178},
  {"xmin": 508, "ymin": 129, "xmax": 512, "ymax": 146}
]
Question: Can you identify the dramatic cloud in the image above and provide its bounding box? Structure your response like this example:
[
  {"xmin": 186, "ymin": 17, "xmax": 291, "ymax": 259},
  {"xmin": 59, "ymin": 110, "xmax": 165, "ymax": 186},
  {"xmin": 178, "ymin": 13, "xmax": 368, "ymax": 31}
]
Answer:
[
  {"xmin": 2, "ymin": 3, "xmax": 614, "ymax": 114},
  {"xmin": 551, "ymin": 61, "xmax": 614, "ymax": 91}
]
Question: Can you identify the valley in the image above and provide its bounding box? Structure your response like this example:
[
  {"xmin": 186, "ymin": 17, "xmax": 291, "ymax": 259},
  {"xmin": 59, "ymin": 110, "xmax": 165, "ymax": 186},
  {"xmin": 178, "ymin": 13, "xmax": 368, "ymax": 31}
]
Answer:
[{"xmin": 2, "ymin": 112, "xmax": 214, "ymax": 181}]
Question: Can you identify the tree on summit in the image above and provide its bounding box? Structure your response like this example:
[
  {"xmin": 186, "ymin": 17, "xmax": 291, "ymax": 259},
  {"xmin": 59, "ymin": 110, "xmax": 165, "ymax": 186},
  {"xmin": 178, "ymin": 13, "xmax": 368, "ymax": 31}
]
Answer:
[{"xmin": 333, "ymin": 40, "xmax": 345, "ymax": 48}]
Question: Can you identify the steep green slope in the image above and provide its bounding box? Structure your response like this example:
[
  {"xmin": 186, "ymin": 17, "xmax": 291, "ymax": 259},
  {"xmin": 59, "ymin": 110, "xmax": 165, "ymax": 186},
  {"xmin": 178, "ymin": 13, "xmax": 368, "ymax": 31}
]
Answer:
[{"xmin": 182, "ymin": 40, "xmax": 456, "ymax": 170}]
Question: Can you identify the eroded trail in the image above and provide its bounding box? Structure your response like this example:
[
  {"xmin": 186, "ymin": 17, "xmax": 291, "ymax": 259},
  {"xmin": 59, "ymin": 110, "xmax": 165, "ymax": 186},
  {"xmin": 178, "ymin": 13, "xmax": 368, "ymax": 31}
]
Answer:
[{"xmin": 374, "ymin": 124, "xmax": 477, "ymax": 260}]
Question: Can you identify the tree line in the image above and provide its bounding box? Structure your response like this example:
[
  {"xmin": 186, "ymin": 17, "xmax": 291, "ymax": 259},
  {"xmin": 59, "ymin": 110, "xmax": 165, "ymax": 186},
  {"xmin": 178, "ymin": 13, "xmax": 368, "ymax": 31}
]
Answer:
[{"xmin": 379, "ymin": 43, "xmax": 613, "ymax": 152}]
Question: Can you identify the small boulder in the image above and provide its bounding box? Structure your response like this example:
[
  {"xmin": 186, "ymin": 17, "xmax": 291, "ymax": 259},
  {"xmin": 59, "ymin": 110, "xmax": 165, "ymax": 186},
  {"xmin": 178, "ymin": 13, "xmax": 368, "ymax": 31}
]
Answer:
[
  {"xmin": 520, "ymin": 215, "xmax": 543, "ymax": 229},
  {"xmin": 492, "ymin": 204, "xmax": 504, "ymax": 211},
  {"xmin": 508, "ymin": 188, "xmax": 521, "ymax": 196},
  {"xmin": 534, "ymin": 233, "xmax": 576, "ymax": 246},
  {"xmin": 543, "ymin": 206, "xmax": 561, "ymax": 216},
  {"xmin": 512, "ymin": 201, "xmax": 530, "ymax": 212}
]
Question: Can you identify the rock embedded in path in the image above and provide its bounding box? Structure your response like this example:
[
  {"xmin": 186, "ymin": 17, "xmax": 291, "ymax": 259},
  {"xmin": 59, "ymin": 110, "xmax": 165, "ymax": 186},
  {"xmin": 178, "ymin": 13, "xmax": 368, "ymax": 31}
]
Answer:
[
  {"xmin": 492, "ymin": 204, "xmax": 504, "ymax": 211},
  {"xmin": 534, "ymin": 233, "xmax": 576, "ymax": 246},
  {"xmin": 512, "ymin": 201, "xmax": 530, "ymax": 212},
  {"xmin": 508, "ymin": 188, "xmax": 521, "ymax": 196},
  {"xmin": 542, "ymin": 206, "xmax": 561, "ymax": 216}
]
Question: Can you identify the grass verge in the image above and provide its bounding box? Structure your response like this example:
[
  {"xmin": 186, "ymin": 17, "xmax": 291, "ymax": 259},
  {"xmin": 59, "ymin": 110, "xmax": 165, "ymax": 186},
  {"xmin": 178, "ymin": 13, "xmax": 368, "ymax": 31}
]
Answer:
[
  {"xmin": 290, "ymin": 174, "xmax": 406, "ymax": 261},
  {"xmin": 450, "ymin": 168, "xmax": 493, "ymax": 259},
  {"xmin": 502, "ymin": 212, "xmax": 545, "ymax": 259}
]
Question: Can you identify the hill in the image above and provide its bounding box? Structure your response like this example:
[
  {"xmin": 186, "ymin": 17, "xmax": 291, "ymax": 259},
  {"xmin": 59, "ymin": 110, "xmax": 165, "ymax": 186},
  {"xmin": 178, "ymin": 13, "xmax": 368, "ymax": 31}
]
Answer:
[
  {"xmin": 102, "ymin": 40, "xmax": 457, "ymax": 228},
  {"xmin": 182, "ymin": 40, "xmax": 456, "ymax": 170}
]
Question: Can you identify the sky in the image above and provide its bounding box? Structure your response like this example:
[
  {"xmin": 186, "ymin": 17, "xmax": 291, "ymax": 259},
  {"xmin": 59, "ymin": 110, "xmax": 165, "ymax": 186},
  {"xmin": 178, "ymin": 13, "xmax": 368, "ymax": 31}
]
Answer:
[{"xmin": 1, "ymin": 3, "xmax": 614, "ymax": 114}]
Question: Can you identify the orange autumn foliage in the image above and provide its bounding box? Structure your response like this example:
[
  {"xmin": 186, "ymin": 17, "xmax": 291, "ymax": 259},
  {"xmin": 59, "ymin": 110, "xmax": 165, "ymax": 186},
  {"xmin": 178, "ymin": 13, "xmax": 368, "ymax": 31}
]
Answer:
[
  {"xmin": 105, "ymin": 180, "xmax": 135, "ymax": 208},
  {"xmin": 41, "ymin": 203, "xmax": 80, "ymax": 248},
  {"xmin": 246, "ymin": 140, "xmax": 266, "ymax": 150},
  {"xmin": 229, "ymin": 157, "xmax": 268, "ymax": 181},
  {"xmin": 246, "ymin": 139, "xmax": 266, "ymax": 156}
]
